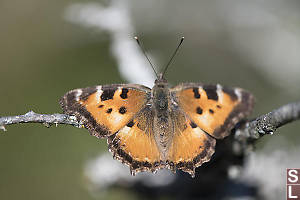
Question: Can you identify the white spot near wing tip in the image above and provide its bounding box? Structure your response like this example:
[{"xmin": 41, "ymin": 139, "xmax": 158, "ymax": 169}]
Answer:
[
  {"xmin": 95, "ymin": 86, "xmax": 103, "ymax": 104},
  {"xmin": 117, "ymin": 86, "xmax": 122, "ymax": 91},
  {"xmin": 234, "ymin": 88, "xmax": 242, "ymax": 101},
  {"xmin": 216, "ymin": 84, "xmax": 224, "ymax": 103},
  {"xmin": 75, "ymin": 89, "xmax": 83, "ymax": 101}
]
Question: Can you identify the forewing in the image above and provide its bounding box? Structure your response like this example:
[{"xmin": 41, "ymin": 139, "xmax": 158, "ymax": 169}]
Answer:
[
  {"xmin": 171, "ymin": 83, "xmax": 254, "ymax": 139},
  {"xmin": 107, "ymin": 106, "xmax": 163, "ymax": 175},
  {"xmin": 167, "ymin": 110, "xmax": 216, "ymax": 177},
  {"xmin": 60, "ymin": 84, "xmax": 150, "ymax": 138}
]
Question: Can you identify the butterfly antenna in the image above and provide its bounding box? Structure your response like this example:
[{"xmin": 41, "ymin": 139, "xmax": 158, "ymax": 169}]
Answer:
[
  {"xmin": 134, "ymin": 36, "xmax": 159, "ymax": 78},
  {"xmin": 162, "ymin": 37, "xmax": 184, "ymax": 78}
]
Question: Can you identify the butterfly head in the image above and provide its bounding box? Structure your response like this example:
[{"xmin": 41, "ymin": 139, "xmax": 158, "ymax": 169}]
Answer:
[
  {"xmin": 154, "ymin": 73, "xmax": 168, "ymax": 86},
  {"xmin": 152, "ymin": 73, "xmax": 170, "ymax": 112}
]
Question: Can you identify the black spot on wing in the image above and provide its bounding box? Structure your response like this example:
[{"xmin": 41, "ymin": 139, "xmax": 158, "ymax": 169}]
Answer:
[
  {"xmin": 101, "ymin": 88, "xmax": 117, "ymax": 101},
  {"xmin": 98, "ymin": 105, "xmax": 104, "ymax": 108},
  {"xmin": 120, "ymin": 88, "xmax": 129, "ymax": 99},
  {"xmin": 203, "ymin": 85, "xmax": 218, "ymax": 101},
  {"xmin": 196, "ymin": 107, "xmax": 203, "ymax": 115},
  {"xmin": 119, "ymin": 106, "xmax": 127, "ymax": 114},
  {"xmin": 209, "ymin": 109, "xmax": 214, "ymax": 114},
  {"xmin": 106, "ymin": 108, "xmax": 113, "ymax": 113},
  {"xmin": 192, "ymin": 88, "xmax": 201, "ymax": 99},
  {"xmin": 126, "ymin": 120, "xmax": 135, "ymax": 127},
  {"xmin": 223, "ymin": 87, "xmax": 238, "ymax": 101},
  {"xmin": 190, "ymin": 121, "xmax": 197, "ymax": 128}
]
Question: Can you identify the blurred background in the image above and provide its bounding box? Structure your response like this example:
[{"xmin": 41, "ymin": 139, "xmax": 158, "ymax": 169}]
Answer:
[{"xmin": 1, "ymin": 0, "xmax": 300, "ymax": 199}]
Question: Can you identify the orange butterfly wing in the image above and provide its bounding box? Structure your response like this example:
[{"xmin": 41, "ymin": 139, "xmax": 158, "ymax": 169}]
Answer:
[
  {"xmin": 171, "ymin": 83, "xmax": 254, "ymax": 139},
  {"xmin": 167, "ymin": 110, "xmax": 216, "ymax": 177},
  {"xmin": 60, "ymin": 84, "xmax": 150, "ymax": 138},
  {"xmin": 107, "ymin": 106, "xmax": 163, "ymax": 175}
]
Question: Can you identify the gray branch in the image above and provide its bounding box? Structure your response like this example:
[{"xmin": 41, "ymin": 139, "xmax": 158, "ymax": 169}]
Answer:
[
  {"xmin": 235, "ymin": 101, "xmax": 300, "ymax": 141},
  {"xmin": 0, "ymin": 111, "xmax": 83, "ymax": 131},
  {"xmin": 0, "ymin": 102, "xmax": 300, "ymax": 141}
]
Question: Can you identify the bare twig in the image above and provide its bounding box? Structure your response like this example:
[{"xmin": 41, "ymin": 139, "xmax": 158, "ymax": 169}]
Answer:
[
  {"xmin": 235, "ymin": 101, "xmax": 300, "ymax": 141},
  {"xmin": 0, "ymin": 111, "xmax": 82, "ymax": 131}
]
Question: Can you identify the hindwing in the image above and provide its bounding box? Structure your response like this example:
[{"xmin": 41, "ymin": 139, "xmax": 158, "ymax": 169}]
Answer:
[{"xmin": 107, "ymin": 106, "xmax": 164, "ymax": 175}]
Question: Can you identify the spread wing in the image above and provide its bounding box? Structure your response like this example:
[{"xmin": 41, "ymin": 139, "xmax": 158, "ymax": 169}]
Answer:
[
  {"xmin": 107, "ymin": 106, "xmax": 163, "ymax": 175},
  {"xmin": 167, "ymin": 109, "xmax": 216, "ymax": 177},
  {"xmin": 60, "ymin": 84, "xmax": 151, "ymax": 138},
  {"xmin": 171, "ymin": 83, "xmax": 254, "ymax": 139}
]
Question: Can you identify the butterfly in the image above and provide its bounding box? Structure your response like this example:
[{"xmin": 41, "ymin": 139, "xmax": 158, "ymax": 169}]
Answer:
[{"xmin": 59, "ymin": 37, "xmax": 254, "ymax": 177}]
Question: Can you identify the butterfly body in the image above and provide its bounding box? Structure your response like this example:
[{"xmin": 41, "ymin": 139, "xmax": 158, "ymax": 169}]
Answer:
[
  {"xmin": 60, "ymin": 74, "xmax": 254, "ymax": 177},
  {"xmin": 151, "ymin": 76, "xmax": 174, "ymax": 159}
]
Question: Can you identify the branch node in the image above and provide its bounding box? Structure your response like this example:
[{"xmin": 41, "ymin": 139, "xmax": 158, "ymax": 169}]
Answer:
[
  {"xmin": 25, "ymin": 110, "xmax": 35, "ymax": 116},
  {"xmin": 43, "ymin": 122, "xmax": 51, "ymax": 128}
]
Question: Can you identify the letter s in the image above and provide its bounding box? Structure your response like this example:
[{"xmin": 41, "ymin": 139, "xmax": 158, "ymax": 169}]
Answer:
[{"xmin": 288, "ymin": 169, "xmax": 299, "ymax": 183}]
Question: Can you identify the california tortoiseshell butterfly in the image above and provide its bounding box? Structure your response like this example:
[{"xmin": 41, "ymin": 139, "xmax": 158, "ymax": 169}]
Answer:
[{"xmin": 60, "ymin": 37, "xmax": 254, "ymax": 177}]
